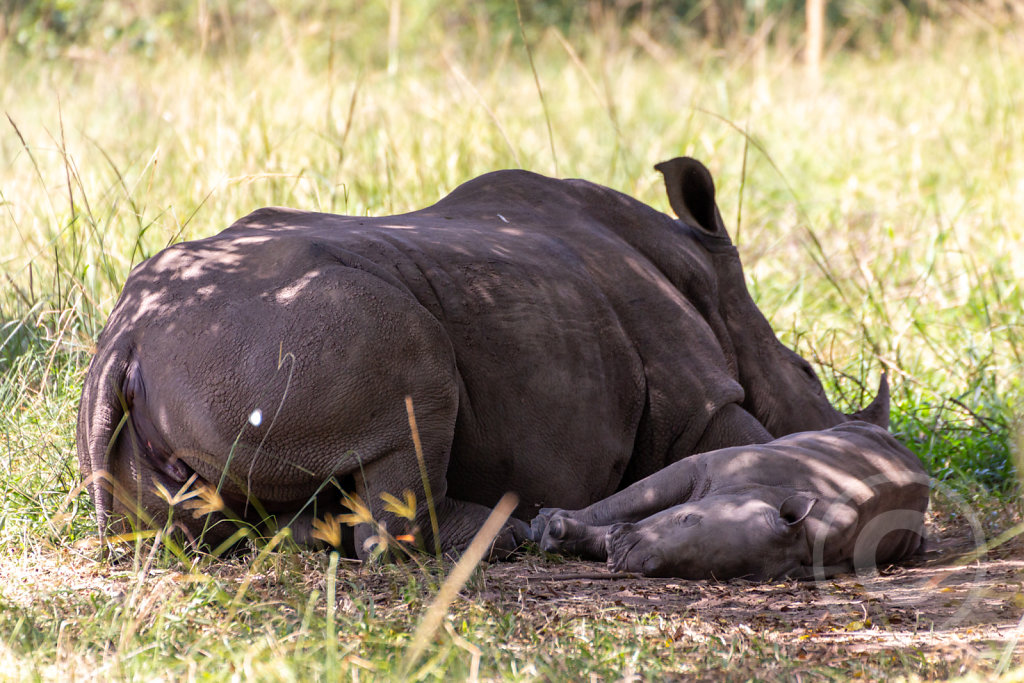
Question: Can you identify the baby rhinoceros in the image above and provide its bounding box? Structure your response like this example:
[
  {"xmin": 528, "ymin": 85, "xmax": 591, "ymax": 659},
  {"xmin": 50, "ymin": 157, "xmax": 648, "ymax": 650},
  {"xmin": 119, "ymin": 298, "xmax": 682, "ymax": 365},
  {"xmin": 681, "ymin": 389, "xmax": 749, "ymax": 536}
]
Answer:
[{"xmin": 531, "ymin": 422, "xmax": 928, "ymax": 580}]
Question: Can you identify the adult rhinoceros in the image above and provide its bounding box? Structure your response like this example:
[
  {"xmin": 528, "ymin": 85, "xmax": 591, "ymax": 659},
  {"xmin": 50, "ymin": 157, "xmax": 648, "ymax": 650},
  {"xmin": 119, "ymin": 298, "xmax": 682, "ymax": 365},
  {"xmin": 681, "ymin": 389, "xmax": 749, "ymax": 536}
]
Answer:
[{"xmin": 77, "ymin": 157, "xmax": 887, "ymax": 558}]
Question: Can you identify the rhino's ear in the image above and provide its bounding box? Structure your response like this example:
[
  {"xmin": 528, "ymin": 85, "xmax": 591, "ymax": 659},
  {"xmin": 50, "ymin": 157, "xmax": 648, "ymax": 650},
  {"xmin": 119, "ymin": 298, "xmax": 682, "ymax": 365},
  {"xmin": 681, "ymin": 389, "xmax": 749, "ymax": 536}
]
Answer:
[
  {"xmin": 779, "ymin": 494, "xmax": 817, "ymax": 527},
  {"xmin": 654, "ymin": 157, "xmax": 729, "ymax": 239}
]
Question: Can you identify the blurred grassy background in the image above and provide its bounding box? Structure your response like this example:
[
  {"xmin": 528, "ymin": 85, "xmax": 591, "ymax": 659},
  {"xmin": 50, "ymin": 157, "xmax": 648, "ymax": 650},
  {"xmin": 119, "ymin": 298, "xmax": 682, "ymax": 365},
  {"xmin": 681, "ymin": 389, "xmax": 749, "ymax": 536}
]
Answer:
[
  {"xmin": 0, "ymin": 2, "xmax": 1022, "ymax": 677},
  {"xmin": 2, "ymin": 0, "xmax": 1020, "ymax": 487}
]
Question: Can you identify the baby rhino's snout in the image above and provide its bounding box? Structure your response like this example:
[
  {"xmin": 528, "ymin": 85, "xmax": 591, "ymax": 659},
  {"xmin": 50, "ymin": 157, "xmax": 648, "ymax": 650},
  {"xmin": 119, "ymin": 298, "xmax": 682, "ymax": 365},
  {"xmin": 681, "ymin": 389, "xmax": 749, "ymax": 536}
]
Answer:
[{"xmin": 605, "ymin": 522, "xmax": 668, "ymax": 576}]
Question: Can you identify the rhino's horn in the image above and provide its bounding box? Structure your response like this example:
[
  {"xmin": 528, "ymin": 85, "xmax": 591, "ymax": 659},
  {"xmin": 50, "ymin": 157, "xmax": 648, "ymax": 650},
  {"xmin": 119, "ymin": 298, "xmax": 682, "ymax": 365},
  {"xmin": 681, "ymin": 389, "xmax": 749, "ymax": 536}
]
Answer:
[{"xmin": 848, "ymin": 372, "xmax": 890, "ymax": 430}]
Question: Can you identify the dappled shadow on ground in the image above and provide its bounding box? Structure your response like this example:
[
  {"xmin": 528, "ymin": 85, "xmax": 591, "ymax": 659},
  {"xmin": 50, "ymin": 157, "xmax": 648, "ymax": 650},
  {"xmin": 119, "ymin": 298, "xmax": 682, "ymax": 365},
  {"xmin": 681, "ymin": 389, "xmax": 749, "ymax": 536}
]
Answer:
[
  {"xmin": 2, "ymin": 515, "xmax": 1020, "ymax": 678},
  {"xmin": 466, "ymin": 522, "xmax": 1024, "ymax": 673}
]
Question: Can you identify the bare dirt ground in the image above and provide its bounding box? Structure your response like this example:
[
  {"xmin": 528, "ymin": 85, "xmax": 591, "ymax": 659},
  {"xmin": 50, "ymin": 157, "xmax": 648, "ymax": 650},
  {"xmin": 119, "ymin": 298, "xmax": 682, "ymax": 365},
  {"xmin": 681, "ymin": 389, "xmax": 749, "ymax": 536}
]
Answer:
[
  {"xmin": 3, "ymin": 512, "xmax": 1022, "ymax": 678},
  {"xmin": 461, "ymin": 518, "xmax": 1024, "ymax": 676}
]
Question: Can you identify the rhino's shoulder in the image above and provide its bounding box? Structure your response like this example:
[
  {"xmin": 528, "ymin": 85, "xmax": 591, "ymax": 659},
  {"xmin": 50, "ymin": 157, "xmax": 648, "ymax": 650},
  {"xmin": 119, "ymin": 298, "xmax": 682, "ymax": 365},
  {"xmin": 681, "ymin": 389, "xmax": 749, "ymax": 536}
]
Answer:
[
  {"xmin": 440, "ymin": 168, "xmax": 571, "ymax": 200},
  {"xmin": 434, "ymin": 169, "xmax": 656, "ymax": 220},
  {"xmin": 233, "ymin": 205, "xmax": 310, "ymax": 225},
  {"xmin": 224, "ymin": 206, "xmax": 353, "ymax": 234}
]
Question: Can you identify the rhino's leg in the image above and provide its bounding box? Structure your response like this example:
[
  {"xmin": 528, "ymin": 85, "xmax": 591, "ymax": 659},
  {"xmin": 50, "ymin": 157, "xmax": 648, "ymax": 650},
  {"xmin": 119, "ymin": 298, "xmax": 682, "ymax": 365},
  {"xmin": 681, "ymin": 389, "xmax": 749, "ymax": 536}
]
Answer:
[
  {"xmin": 105, "ymin": 425, "xmax": 255, "ymax": 548},
  {"xmin": 332, "ymin": 378, "xmax": 529, "ymax": 561},
  {"xmin": 534, "ymin": 514, "xmax": 612, "ymax": 559},
  {"xmin": 688, "ymin": 403, "xmax": 771, "ymax": 454},
  {"xmin": 532, "ymin": 403, "xmax": 770, "ymax": 554},
  {"xmin": 351, "ymin": 445, "xmax": 529, "ymax": 560},
  {"xmin": 530, "ymin": 453, "xmax": 706, "ymax": 553}
]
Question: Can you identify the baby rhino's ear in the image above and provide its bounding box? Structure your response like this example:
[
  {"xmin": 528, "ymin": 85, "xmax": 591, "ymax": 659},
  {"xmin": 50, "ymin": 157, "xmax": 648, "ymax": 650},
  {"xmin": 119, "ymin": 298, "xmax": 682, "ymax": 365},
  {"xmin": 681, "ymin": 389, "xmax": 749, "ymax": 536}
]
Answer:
[{"xmin": 779, "ymin": 494, "xmax": 817, "ymax": 526}]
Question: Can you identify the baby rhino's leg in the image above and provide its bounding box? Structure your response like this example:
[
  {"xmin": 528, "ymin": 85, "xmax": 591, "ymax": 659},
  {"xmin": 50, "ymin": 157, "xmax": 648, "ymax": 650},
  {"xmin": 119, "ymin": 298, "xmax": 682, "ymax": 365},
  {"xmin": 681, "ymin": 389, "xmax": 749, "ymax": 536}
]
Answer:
[
  {"xmin": 531, "ymin": 510, "xmax": 612, "ymax": 560},
  {"xmin": 529, "ymin": 453, "xmax": 706, "ymax": 555}
]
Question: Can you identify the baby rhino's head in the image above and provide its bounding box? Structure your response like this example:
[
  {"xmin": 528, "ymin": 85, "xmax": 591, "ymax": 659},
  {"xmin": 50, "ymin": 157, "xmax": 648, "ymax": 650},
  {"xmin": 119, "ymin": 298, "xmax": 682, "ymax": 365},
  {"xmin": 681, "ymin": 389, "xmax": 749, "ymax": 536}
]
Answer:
[{"xmin": 605, "ymin": 490, "xmax": 818, "ymax": 580}]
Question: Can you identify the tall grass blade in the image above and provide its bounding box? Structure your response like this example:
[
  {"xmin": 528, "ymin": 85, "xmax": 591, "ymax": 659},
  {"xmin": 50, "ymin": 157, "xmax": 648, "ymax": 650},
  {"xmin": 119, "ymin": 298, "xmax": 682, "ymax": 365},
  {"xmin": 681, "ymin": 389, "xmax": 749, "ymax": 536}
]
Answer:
[
  {"xmin": 325, "ymin": 550, "xmax": 339, "ymax": 679},
  {"xmin": 400, "ymin": 492, "xmax": 517, "ymax": 676},
  {"xmin": 405, "ymin": 396, "xmax": 442, "ymax": 560},
  {"xmin": 514, "ymin": 0, "xmax": 558, "ymax": 175}
]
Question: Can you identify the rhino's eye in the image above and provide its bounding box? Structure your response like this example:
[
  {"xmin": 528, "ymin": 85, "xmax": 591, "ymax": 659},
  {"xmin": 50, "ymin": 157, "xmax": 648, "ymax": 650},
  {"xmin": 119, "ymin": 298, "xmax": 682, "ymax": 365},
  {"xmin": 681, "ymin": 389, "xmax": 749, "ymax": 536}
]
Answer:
[
  {"xmin": 798, "ymin": 361, "xmax": 826, "ymax": 394},
  {"xmin": 766, "ymin": 509, "xmax": 790, "ymax": 531}
]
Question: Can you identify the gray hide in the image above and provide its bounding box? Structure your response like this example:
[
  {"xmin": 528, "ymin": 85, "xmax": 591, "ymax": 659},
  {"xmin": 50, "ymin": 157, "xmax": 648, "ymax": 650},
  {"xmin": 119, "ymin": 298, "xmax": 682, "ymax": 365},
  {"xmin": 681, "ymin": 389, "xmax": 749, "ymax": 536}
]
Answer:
[
  {"xmin": 531, "ymin": 422, "xmax": 928, "ymax": 580},
  {"xmin": 76, "ymin": 158, "xmax": 887, "ymax": 558}
]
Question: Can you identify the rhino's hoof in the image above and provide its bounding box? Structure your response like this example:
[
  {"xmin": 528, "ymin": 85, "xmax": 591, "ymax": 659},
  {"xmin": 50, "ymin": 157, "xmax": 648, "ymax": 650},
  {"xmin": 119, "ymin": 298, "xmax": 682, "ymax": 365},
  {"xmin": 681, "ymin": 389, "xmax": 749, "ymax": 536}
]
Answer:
[
  {"xmin": 529, "ymin": 507, "xmax": 565, "ymax": 544},
  {"xmin": 507, "ymin": 517, "xmax": 531, "ymax": 546},
  {"xmin": 486, "ymin": 519, "xmax": 531, "ymax": 561},
  {"xmin": 552, "ymin": 516, "xmax": 572, "ymax": 539},
  {"xmin": 541, "ymin": 514, "xmax": 594, "ymax": 553}
]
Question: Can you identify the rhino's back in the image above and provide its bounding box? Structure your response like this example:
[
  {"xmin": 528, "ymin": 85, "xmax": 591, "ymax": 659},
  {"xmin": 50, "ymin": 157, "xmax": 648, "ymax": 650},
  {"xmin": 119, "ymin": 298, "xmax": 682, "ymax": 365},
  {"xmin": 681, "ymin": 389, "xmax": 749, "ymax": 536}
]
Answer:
[
  {"xmin": 232, "ymin": 202, "xmax": 650, "ymax": 509},
  {"xmin": 217, "ymin": 171, "xmax": 741, "ymax": 464},
  {"xmin": 99, "ymin": 169, "xmax": 741, "ymax": 508}
]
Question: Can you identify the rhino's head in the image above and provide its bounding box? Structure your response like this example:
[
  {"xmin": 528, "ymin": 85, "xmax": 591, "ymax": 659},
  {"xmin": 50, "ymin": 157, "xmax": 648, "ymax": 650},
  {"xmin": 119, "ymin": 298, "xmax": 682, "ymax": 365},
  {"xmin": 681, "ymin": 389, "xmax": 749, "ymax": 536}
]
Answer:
[
  {"xmin": 655, "ymin": 157, "xmax": 888, "ymax": 436},
  {"xmin": 605, "ymin": 489, "xmax": 820, "ymax": 580}
]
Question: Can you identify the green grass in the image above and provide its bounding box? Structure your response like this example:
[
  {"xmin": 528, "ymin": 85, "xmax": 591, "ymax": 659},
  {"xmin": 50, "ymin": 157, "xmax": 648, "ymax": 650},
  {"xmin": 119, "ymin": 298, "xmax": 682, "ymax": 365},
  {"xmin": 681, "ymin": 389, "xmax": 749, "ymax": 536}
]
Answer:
[
  {"xmin": 0, "ymin": 547, "xmax": 1010, "ymax": 680},
  {"xmin": 0, "ymin": 2, "xmax": 1022, "ymax": 679}
]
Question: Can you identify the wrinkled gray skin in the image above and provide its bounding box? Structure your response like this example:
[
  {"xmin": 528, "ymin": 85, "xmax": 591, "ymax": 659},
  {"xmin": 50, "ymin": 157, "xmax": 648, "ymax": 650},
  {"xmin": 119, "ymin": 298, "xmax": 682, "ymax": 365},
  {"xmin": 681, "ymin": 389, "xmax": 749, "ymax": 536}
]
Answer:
[
  {"xmin": 531, "ymin": 422, "xmax": 928, "ymax": 580},
  {"xmin": 77, "ymin": 157, "xmax": 888, "ymax": 559}
]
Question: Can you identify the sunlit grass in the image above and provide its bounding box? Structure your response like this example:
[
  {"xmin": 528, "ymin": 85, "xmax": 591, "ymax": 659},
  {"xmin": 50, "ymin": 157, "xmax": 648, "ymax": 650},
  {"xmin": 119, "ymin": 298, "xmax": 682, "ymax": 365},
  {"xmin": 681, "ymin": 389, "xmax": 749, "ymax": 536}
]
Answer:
[
  {"xmin": 2, "ymin": 14, "xmax": 1020, "ymax": 409},
  {"xmin": 0, "ymin": 3, "xmax": 1022, "ymax": 679}
]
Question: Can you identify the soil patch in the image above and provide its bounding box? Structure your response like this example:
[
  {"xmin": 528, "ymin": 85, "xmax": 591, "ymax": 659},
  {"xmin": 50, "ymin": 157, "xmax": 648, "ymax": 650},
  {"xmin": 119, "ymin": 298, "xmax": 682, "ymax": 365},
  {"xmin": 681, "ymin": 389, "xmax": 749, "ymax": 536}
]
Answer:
[{"xmin": 460, "ymin": 520, "xmax": 1024, "ymax": 673}]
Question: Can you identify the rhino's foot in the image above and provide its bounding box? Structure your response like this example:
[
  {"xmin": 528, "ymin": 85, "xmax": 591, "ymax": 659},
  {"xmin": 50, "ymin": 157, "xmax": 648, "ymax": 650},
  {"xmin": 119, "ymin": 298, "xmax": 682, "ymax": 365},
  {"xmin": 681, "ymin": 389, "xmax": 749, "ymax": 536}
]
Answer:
[
  {"xmin": 529, "ymin": 507, "xmax": 577, "ymax": 551},
  {"xmin": 484, "ymin": 517, "xmax": 532, "ymax": 561},
  {"xmin": 530, "ymin": 508, "xmax": 609, "ymax": 560},
  {"xmin": 390, "ymin": 498, "xmax": 534, "ymax": 563},
  {"xmin": 529, "ymin": 507, "xmax": 566, "ymax": 545}
]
